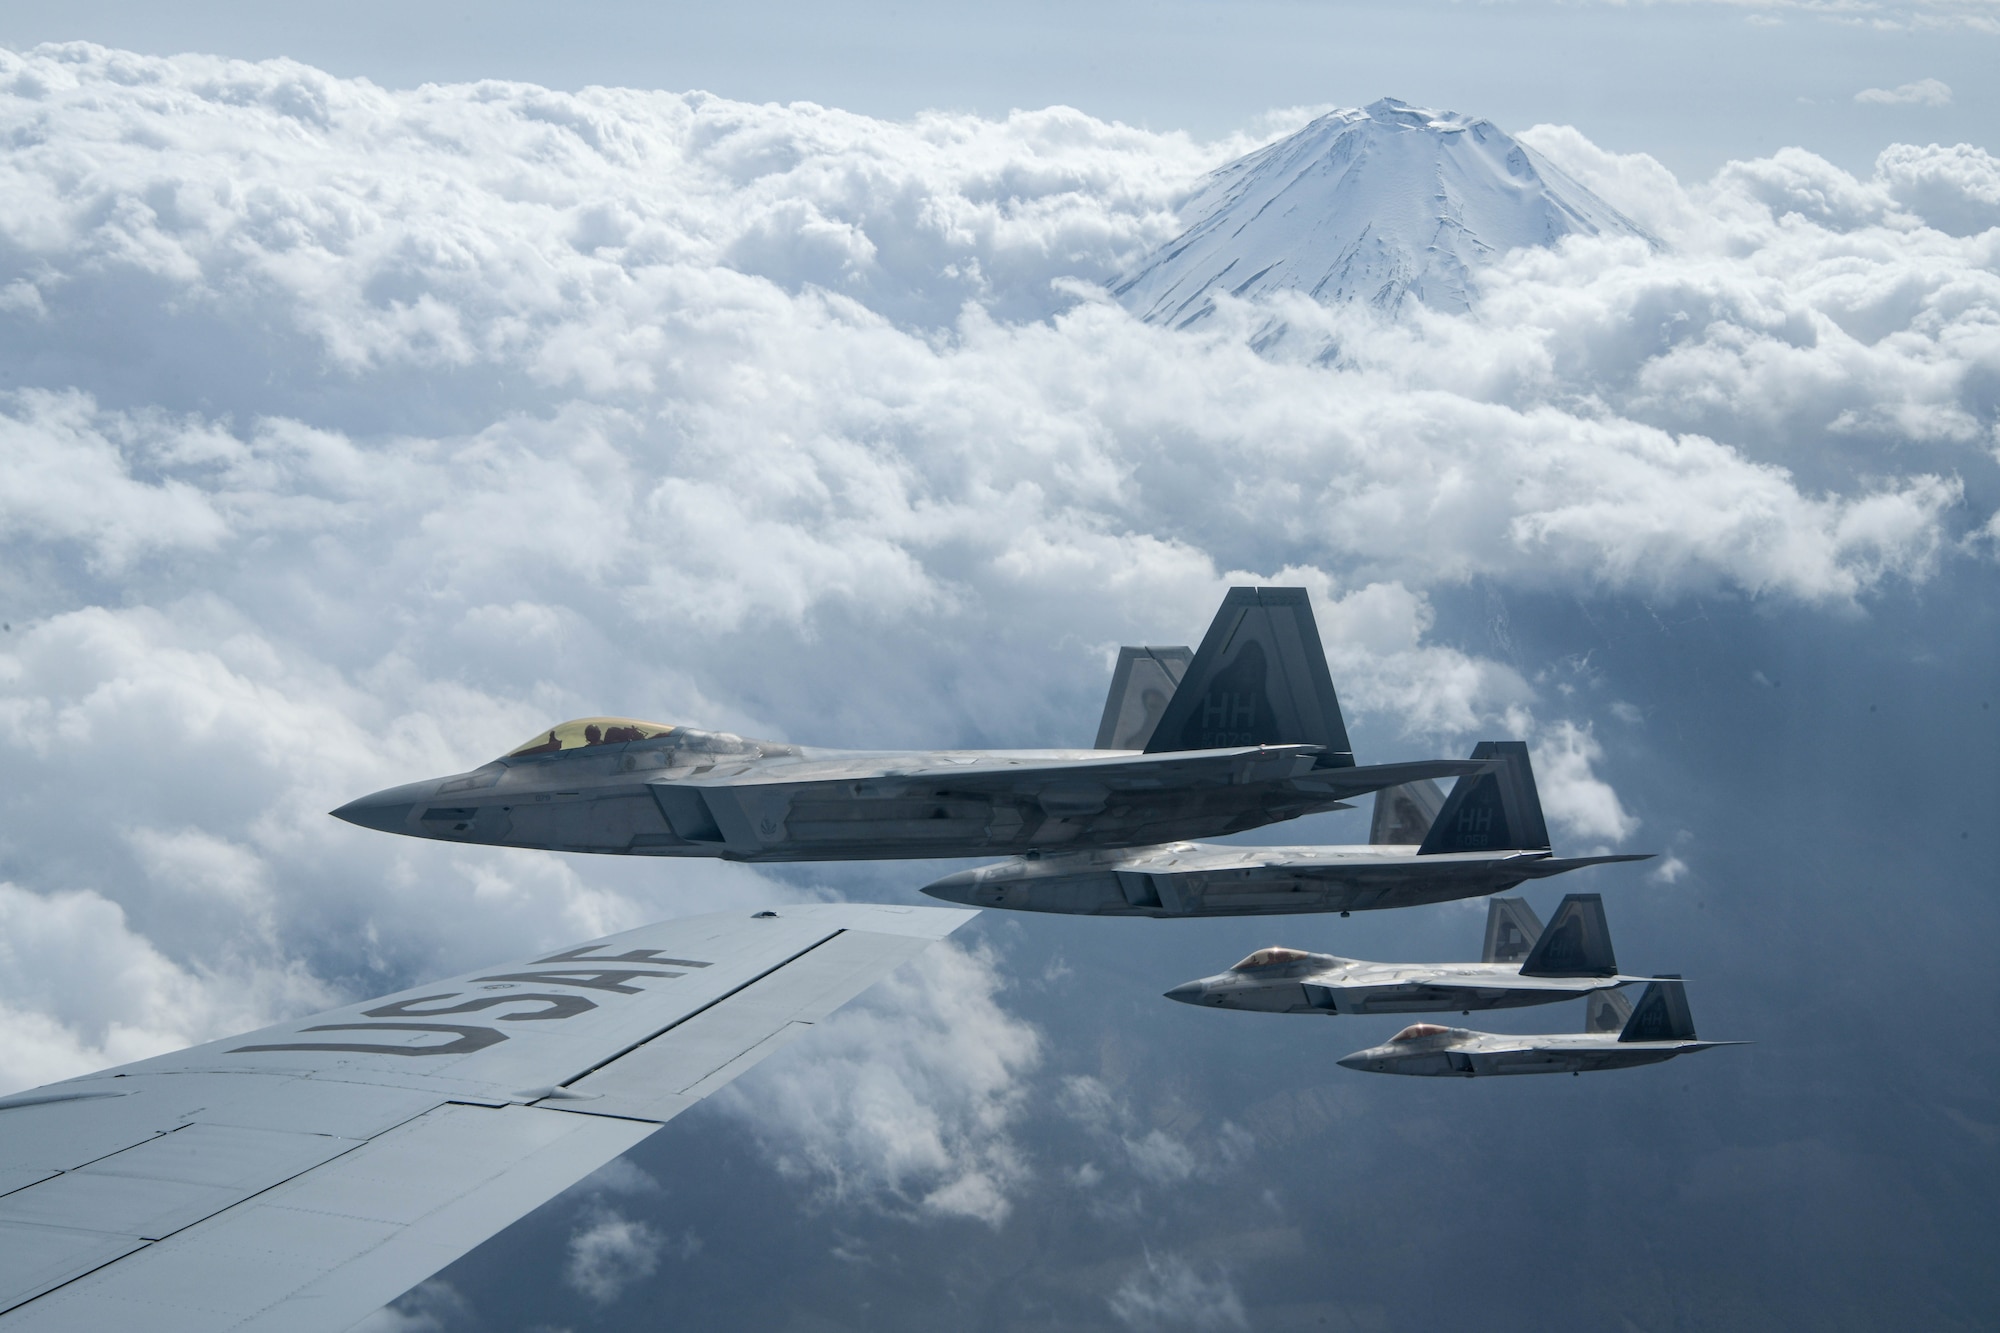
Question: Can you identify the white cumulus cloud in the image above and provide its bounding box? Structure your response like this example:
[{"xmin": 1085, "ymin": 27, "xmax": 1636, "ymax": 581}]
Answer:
[
  {"xmin": 0, "ymin": 43, "xmax": 1990, "ymax": 1233},
  {"xmin": 719, "ymin": 939, "xmax": 1042, "ymax": 1226},
  {"xmin": 564, "ymin": 1203, "xmax": 670, "ymax": 1305},
  {"xmin": 1855, "ymin": 78, "xmax": 1954, "ymax": 106}
]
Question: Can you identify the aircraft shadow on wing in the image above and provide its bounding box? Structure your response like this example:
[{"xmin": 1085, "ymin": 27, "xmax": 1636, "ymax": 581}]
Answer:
[{"xmin": 331, "ymin": 588, "xmax": 1484, "ymax": 862}]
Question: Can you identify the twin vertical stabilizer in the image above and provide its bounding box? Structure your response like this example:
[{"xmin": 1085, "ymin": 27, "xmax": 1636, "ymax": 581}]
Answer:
[
  {"xmin": 1417, "ymin": 740, "xmax": 1551, "ymax": 855},
  {"xmin": 1481, "ymin": 897, "xmax": 1544, "ymax": 965},
  {"xmin": 1370, "ymin": 779, "xmax": 1445, "ymax": 845},
  {"xmin": 1618, "ymin": 975, "xmax": 1699, "ymax": 1042},
  {"xmin": 1094, "ymin": 647, "xmax": 1194, "ymax": 749},
  {"xmin": 1139, "ymin": 588, "xmax": 1355, "ymax": 761}
]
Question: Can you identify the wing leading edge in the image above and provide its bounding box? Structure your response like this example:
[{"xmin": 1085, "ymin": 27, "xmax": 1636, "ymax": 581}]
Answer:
[{"xmin": 0, "ymin": 903, "xmax": 976, "ymax": 1333}]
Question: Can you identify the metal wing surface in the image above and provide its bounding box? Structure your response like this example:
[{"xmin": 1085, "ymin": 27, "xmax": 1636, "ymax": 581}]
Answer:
[
  {"xmin": 1369, "ymin": 973, "xmax": 1645, "ymax": 994},
  {"xmin": 696, "ymin": 746, "xmax": 1480, "ymax": 798},
  {"xmin": 677, "ymin": 747, "xmax": 1481, "ymax": 859},
  {"xmin": 0, "ymin": 903, "xmax": 975, "ymax": 1332}
]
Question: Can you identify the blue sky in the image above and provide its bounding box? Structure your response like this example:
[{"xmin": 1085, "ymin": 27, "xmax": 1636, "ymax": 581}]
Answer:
[
  {"xmin": 0, "ymin": 0, "xmax": 1994, "ymax": 174},
  {"xmin": 0, "ymin": 12, "xmax": 1994, "ymax": 1331}
]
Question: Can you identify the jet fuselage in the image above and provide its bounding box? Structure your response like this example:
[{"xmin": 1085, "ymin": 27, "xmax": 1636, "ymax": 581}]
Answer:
[
  {"xmin": 922, "ymin": 842, "xmax": 1648, "ymax": 917},
  {"xmin": 334, "ymin": 724, "xmax": 1480, "ymax": 863},
  {"xmin": 1336, "ymin": 1025, "xmax": 1735, "ymax": 1077},
  {"xmin": 1164, "ymin": 949, "xmax": 1642, "ymax": 1015}
]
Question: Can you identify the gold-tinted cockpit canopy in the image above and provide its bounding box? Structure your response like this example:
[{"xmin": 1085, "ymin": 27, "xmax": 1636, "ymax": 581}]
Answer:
[
  {"xmin": 1231, "ymin": 947, "xmax": 1314, "ymax": 971},
  {"xmin": 1389, "ymin": 1023, "xmax": 1451, "ymax": 1043},
  {"xmin": 505, "ymin": 717, "xmax": 675, "ymax": 758}
]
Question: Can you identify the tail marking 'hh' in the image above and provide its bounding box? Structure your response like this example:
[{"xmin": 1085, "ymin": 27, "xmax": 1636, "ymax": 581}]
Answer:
[{"xmin": 1144, "ymin": 588, "xmax": 1353, "ymax": 761}]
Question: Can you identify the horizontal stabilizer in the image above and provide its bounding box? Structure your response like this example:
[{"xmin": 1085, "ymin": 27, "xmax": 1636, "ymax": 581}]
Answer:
[
  {"xmin": 1145, "ymin": 588, "xmax": 1352, "ymax": 761},
  {"xmin": 1319, "ymin": 757, "xmax": 1488, "ymax": 802},
  {"xmin": 1619, "ymin": 975, "xmax": 1697, "ymax": 1043},
  {"xmin": 1514, "ymin": 853, "xmax": 1655, "ymax": 878},
  {"xmin": 1370, "ymin": 779, "xmax": 1445, "ymax": 845},
  {"xmin": 1417, "ymin": 740, "xmax": 1550, "ymax": 856},
  {"xmin": 1095, "ymin": 646, "xmax": 1193, "ymax": 749},
  {"xmin": 1481, "ymin": 896, "xmax": 1544, "ymax": 965},
  {"xmin": 1520, "ymin": 893, "xmax": 1618, "ymax": 977}
]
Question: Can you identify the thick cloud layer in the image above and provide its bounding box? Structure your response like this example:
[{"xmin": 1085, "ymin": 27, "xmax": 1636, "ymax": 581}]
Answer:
[{"xmin": 0, "ymin": 41, "xmax": 1995, "ymax": 1329}]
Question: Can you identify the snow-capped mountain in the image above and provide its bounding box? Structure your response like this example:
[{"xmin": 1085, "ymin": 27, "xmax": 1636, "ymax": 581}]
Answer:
[{"xmin": 1114, "ymin": 98, "xmax": 1648, "ymax": 324}]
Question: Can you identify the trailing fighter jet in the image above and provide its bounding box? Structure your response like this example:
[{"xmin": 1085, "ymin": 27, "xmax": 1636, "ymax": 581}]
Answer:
[
  {"xmin": 1163, "ymin": 893, "xmax": 1648, "ymax": 1015},
  {"xmin": 921, "ymin": 741, "xmax": 1651, "ymax": 917},
  {"xmin": 331, "ymin": 588, "xmax": 1482, "ymax": 863},
  {"xmin": 1335, "ymin": 976, "xmax": 1744, "ymax": 1077}
]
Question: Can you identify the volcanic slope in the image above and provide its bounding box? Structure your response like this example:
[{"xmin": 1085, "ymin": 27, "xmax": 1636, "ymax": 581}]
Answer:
[{"xmin": 1114, "ymin": 97, "xmax": 1650, "ymax": 325}]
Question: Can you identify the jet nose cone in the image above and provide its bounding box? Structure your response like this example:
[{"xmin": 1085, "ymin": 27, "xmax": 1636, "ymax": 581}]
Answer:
[
  {"xmin": 920, "ymin": 868, "xmax": 982, "ymax": 905},
  {"xmin": 1163, "ymin": 981, "xmax": 1207, "ymax": 1006},
  {"xmin": 1336, "ymin": 1053, "xmax": 1368, "ymax": 1071},
  {"xmin": 330, "ymin": 780, "xmax": 432, "ymax": 834}
]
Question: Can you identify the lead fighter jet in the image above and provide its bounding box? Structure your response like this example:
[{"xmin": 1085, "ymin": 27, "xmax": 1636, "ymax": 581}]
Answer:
[
  {"xmin": 1164, "ymin": 893, "xmax": 1648, "ymax": 1016},
  {"xmin": 332, "ymin": 588, "xmax": 1482, "ymax": 862},
  {"xmin": 1335, "ymin": 977, "xmax": 1744, "ymax": 1077},
  {"xmin": 922, "ymin": 741, "xmax": 1651, "ymax": 916}
]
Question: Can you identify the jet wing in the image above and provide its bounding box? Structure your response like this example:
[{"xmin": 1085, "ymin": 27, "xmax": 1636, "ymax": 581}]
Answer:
[
  {"xmin": 1511, "ymin": 853, "xmax": 1655, "ymax": 876},
  {"xmin": 0, "ymin": 903, "xmax": 975, "ymax": 1332},
  {"xmin": 691, "ymin": 747, "xmax": 1483, "ymax": 802},
  {"xmin": 690, "ymin": 743, "xmax": 1324, "ymax": 791},
  {"xmin": 1369, "ymin": 973, "xmax": 1647, "ymax": 993}
]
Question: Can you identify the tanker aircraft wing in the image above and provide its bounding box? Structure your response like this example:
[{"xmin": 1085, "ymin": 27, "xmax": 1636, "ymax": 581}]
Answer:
[
  {"xmin": 332, "ymin": 587, "xmax": 1481, "ymax": 862},
  {"xmin": 0, "ymin": 903, "xmax": 975, "ymax": 1332}
]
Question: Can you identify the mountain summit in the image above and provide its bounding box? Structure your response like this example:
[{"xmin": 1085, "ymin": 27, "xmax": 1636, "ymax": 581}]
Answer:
[{"xmin": 1114, "ymin": 98, "xmax": 1647, "ymax": 324}]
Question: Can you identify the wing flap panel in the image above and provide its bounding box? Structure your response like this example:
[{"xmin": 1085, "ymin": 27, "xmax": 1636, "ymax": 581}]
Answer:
[
  {"xmin": 0, "ymin": 1224, "xmax": 146, "ymax": 1317},
  {"xmin": 1, "ymin": 1103, "xmax": 652, "ymax": 1333},
  {"xmin": 561, "ymin": 926, "xmax": 935, "ymax": 1122}
]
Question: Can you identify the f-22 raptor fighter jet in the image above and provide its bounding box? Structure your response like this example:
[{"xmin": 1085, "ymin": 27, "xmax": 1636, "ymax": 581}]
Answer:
[
  {"xmin": 1164, "ymin": 893, "xmax": 1648, "ymax": 1016},
  {"xmin": 1336, "ymin": 977, "xmax": 1744, "ymax": 1077},
  {"xmin": 922, "ymin": 742, "xmax": 1652, "ymax": 917},
  {"xmin": 332, "ymin": 588, "xmax": 1481, "ymax": 863}
]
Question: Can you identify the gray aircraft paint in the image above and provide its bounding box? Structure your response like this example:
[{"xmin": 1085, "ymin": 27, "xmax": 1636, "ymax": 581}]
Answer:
[
  {"xmin": 332, "ymin": 590, "xmax": 1481, "ymax": 863},
  {"xmin": 1163, "ymin": 894, "xmax": 1646, "ymax": 1016},
  {"xmin": 1368, "ymin": 778, "xmax": 1444, "ymax": 847},
  {"xmin": 1144, "ymin": 588, "xmax": 1351, "ymax": 756},
  {"xmin": 1336, "ymin": 977, "xmax": 1745, "ymax": 1077},
  {"xmin": 1584, "ymin": 986, "xmax": 1636, "ymax": 1034},
  {"xmin": 1482, "ymin": 896, "xmax": 1543, "ymax": 966},
  {"xmin": 1094, "ymin": 646, "xmax": 1192, "ymax": 750},
  {"xmin": 923, "ymin": 745, "xmax": 1650, "ymax": 916}
]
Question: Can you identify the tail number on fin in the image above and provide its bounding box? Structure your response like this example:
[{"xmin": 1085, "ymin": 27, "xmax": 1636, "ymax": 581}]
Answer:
[{"xmin": 1185, "ymin": 643, "xmax": 1278, "ymax": 749}]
